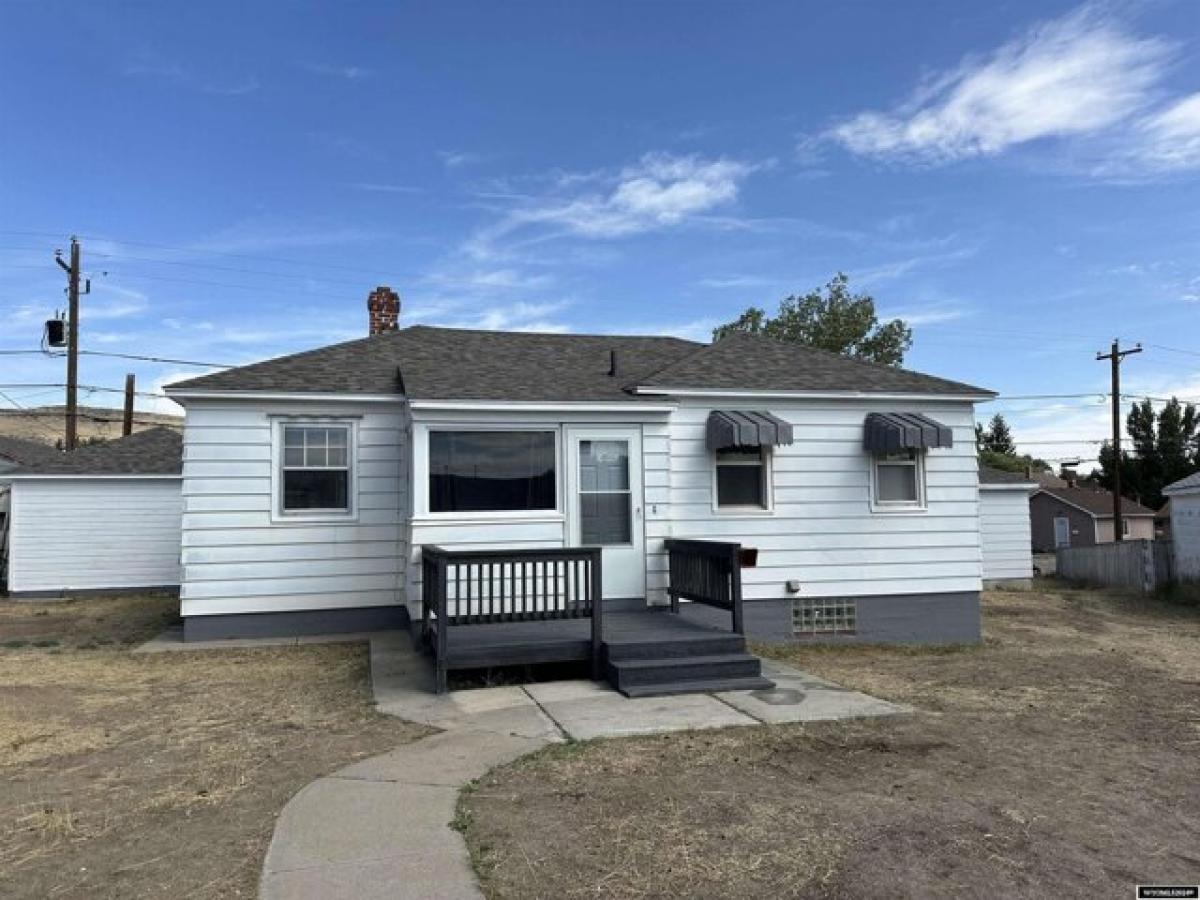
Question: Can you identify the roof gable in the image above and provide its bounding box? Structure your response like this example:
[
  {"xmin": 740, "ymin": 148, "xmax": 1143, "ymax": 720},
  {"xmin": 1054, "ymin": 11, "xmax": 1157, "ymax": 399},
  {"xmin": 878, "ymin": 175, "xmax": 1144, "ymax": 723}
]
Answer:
[{"xmin": 1034, "ymin": 486, "xmax": 1155, "ymax": 518}]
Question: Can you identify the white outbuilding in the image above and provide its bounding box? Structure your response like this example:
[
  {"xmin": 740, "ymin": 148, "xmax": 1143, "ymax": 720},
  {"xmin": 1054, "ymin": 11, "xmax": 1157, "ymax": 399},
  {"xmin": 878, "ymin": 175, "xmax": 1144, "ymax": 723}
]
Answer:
[
  {"xmin": 1163, "ymin": 472, "xmax": 1200, "ymax": 581},
  {"xmin": 978, "ymin": 466, "xmax": 1036, "ymax": 585},
  {"xmin": 1, "ymin": 428, "xmax": 183, "ymax": 596}
]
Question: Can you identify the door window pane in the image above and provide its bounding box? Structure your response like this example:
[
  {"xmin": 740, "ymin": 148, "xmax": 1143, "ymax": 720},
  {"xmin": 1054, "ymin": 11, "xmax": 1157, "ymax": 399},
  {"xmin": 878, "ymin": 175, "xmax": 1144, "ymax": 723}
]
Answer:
[
  {"xmin": 580, "ymin": 492, "xmax": 632, "ymax": 544},
  {"xmin": 429, "ymin": 431, "xmax": 556, "ymax": 513},
  {"xmin": 578, "ymin": 439, "xmax": 632, "ymax": 545},
  {"xmin": 579, "ymin": 440, "xmax": 629, "ymax": 491}
]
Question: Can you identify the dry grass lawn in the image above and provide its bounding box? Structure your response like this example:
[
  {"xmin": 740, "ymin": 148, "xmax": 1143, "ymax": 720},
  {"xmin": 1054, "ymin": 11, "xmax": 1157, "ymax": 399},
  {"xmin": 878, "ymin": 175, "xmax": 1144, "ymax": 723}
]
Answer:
[
  {"xmin": 0, "ymin": 594, "xmax": 428, "ymax": 899},
  {"xmin": 460, "ymin": 585, "xmax": 1200, "ymax": 900}
]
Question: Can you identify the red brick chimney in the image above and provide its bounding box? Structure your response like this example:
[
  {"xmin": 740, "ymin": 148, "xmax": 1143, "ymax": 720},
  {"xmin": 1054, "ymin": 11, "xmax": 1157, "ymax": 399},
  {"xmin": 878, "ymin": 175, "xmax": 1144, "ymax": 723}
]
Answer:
[{"xmin": 367, "ymin": 286, "xmax": 400, "ymax": 335}]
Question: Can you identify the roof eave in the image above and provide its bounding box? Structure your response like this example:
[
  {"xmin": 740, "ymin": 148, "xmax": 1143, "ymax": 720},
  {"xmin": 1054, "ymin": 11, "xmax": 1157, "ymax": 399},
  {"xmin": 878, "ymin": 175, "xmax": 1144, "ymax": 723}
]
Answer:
[{"xmin": 631, "ymin": 386, "xmax": 995, "ymax": 401}]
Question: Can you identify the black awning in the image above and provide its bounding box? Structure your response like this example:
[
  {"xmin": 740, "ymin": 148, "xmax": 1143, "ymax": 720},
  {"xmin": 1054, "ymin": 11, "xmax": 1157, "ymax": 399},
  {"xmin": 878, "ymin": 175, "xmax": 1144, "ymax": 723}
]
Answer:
[
  {"xmin": 706, "ymin": 411, "xmax": 794, "ymax": 450},
  {"xmin": 863, "ymin": 412, "xmax": 953, "ymax": 453}
]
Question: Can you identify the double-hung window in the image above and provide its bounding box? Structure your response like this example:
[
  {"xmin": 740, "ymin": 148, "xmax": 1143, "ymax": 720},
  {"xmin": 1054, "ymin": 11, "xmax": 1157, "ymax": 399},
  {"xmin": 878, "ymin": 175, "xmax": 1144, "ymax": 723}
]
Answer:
[
  {"xmin": 429, "ymin": 430, "xmax": 556, "ymax": 514},
  {"xmin": 281, "ymin": 424, "xmax": 353, "ymax": 514},
  {"xmin": 872, "ymin": 449, "xmax": 924, "ymax": 509},
  {"xmin": 715, "ymin": 447, "xmax": 770, "ymax": 510}
]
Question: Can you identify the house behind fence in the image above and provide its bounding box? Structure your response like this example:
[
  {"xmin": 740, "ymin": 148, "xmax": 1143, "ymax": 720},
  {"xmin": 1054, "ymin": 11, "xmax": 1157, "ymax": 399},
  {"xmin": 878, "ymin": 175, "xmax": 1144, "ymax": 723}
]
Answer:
[{"xmin": 1056, "ymin": 539, "xmax": 1174, "ymax": 593}]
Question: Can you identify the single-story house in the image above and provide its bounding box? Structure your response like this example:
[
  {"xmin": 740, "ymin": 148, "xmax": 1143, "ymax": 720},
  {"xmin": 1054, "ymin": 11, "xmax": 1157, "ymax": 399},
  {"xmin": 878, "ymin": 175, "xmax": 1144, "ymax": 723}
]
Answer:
[
  {"xmin": 978, "ymin": 466, "xmax": 1035, "ymax": 585},
  {"xmin": 1163, "ymin": 472, "xmax": 1200, "ymax": 580},
  {"xmin": 162, "ymin": 285, "xmax": 996, "ymax": 682},
  {"xmin": 1029, "ymin": 484, "xmax": 1155, "ymax": 552},
  {"xmin": 2, "ymin": 428, "xmax": 183, "ymax": 596}
]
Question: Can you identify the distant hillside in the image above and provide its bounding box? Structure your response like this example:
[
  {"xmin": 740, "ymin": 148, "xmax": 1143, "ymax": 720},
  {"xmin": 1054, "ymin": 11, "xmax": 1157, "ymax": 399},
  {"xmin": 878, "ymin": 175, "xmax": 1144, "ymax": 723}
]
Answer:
[{"xmin": 0, "ymin": 405, "xmax": 183, "ymax": 447}]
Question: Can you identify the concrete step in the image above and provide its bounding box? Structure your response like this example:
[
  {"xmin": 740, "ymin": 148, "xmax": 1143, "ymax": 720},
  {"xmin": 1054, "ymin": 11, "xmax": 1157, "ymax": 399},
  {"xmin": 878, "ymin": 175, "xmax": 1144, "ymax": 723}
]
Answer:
[
  {"xmin": 604, "ymin": 633, "xmax": 746, "ymax": 661},
  {"xmin": 607, "ymin": 652, "xmax": 763, "ymax": 688},
  {"xmin": 618, "ymin": 675, "xmax": 776, "ymax": 698}
]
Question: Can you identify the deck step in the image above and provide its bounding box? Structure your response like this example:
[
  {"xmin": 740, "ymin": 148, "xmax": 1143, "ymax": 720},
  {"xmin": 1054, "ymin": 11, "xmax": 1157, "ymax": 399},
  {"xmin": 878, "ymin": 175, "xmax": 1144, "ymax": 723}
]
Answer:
[
  {"xmin": 618, "ymin": 675, "xmax": 776, "ymax": 698},
  {"xmin": 607, "ymin": 652, "xmax": 765, "ymax": 690},
  {"xmin": 604, "ymin": 634, "xmax": 746, "ymax": 661}
]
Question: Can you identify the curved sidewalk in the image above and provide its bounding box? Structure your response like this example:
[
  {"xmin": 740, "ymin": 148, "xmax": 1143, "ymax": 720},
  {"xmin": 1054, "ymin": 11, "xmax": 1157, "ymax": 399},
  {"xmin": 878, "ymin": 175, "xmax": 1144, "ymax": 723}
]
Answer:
[{"xmin": 259, "ymin": 632, "xmax": 906, "ymax": 899}]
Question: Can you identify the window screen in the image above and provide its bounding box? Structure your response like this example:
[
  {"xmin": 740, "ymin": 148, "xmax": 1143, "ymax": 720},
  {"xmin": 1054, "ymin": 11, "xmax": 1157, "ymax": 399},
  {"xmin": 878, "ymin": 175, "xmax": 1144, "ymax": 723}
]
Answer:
[
  {"xmin": 282, "ymin": 425, "xmax": 351, "ymax": 512},
  {"xmin": 874, "ymin": 450, "xmax": 921, "ymax": 504},
  {"xmin": 715, "ymin": 447, "xmax": 767, "ymax": 508},
  {"xmin": 429, "ymin": 431, "xmax": 556, "ymax": 513}
]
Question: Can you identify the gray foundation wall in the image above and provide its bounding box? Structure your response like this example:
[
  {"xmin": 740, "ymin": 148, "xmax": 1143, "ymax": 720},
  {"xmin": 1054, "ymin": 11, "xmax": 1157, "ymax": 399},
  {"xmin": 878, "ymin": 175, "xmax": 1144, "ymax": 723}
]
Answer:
[
  {"xmin": 183, "ymin": 605, "xmax": 409, "ymax": 641},
  {"xmin": 678, "ymin": 591, "xmax": 981, "ymax": 645}
]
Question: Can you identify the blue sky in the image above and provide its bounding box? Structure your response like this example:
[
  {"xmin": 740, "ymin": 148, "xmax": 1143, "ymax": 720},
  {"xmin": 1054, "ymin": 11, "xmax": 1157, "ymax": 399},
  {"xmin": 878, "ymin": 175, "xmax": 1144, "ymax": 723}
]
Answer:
[{"xmin": 2, "ymin": 1, "xmax": 1200, "ymax": 467}]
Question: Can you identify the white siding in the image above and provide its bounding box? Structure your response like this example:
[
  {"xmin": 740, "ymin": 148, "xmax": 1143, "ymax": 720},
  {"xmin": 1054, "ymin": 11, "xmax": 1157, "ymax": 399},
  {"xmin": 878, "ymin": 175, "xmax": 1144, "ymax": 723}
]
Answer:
[
  {"xmin": 7, "ymin": 478, "xmax": 182, "ymax": 592},
  {"xmin": 1171, "ymin": 492, "xmax": 1200, "ymax": 580},
  {"xmin": 179, "ymin": 400, "xmax": 408, "ymax": 618},
  {"xmin": 979, "ymin": 487, "xmax": 1034, "ymax": 581},
  {"xmin": 661, "ymin": 398, "xmax": 983, "ymax": 599}
]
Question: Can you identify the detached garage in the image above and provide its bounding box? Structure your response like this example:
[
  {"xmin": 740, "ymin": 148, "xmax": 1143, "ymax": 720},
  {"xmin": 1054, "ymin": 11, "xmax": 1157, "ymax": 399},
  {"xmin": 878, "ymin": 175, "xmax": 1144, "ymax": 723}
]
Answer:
[
  {"xmin": 979, "ymin": 466, "xmax": 1036, "ymax": 585},
  {"xmin": 2, "ymin": 428, "xmax": 183, "ymax": 596}
]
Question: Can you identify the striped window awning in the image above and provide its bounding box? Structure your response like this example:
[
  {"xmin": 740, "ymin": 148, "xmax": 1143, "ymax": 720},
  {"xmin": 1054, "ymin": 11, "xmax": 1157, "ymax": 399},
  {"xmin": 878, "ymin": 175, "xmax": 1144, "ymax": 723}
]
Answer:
[
  {"xmin": 705, "ymin": 411, "xmax": 794, "ymax": 450},
  {"xmin": 863, "ymin": 412, "xmax": 953, "ymax": 453}
]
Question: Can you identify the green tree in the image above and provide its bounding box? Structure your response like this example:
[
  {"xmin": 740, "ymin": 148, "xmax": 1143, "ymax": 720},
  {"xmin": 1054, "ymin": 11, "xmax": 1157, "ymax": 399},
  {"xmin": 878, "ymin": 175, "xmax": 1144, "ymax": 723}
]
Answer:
[
  {"xmin": 712, "ymin": 273, "xmax": 913, "ymax": 366},
  {"xmin": 1097, "ymin": 396, "xmax": 1200, "ymax": 509},
  {"xmin": 980, "ymin": 413, "xmax": 1016, "ymax": 455}
]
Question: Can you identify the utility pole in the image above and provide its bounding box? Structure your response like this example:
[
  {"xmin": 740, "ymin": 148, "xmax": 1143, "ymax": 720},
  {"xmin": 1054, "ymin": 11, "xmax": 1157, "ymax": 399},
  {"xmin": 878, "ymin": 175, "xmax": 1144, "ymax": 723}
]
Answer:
[
  {"xmin": 1096, "ymin": 339, "xmax": 1142, "ymax": 541},
  {"xmin": 122, "ymin": 373, "xmax": 135, "ymax": 436},
  {"xmin": 54, "ymin": 237, "xmax": 89, "ymax": 451}
]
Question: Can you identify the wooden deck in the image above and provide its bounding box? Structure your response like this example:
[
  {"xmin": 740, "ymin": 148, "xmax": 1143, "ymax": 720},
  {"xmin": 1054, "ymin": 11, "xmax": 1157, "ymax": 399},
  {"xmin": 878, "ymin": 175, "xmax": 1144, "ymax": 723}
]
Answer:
[{"xmin": 442, "ymin": 607, "xmax": 732, "ymax": 669}]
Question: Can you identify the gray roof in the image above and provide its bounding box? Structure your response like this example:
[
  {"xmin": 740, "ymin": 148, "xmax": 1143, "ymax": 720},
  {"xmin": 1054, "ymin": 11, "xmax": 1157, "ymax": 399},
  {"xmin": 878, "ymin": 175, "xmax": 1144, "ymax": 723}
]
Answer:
[
  {"xmin": 1164, "ymin": 471, "xmax": 1200, "ymax": 495},
  {"xmin": 979, "ymin": 465, "xmax": 1036, "ymax": 486},
  {"xmin": 0, "ymin": 435, "xmax": 63, "ymax": 469},
  {"xmin": 169, "ymin": 325, "xmax": 992, "ymax": 401},
  {"xmin": 1034, "ymin": 486, "xmax": 1155, "ymax": 517},
  {"xmin": 11, "ymin": 427, "xmax": 183, "ymax": 476}
]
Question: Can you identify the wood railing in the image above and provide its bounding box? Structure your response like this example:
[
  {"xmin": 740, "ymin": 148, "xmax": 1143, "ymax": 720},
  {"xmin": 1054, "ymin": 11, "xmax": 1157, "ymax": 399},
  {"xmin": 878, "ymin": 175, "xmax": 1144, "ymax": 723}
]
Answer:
[
  {"xmin": 421, "ymin": 545, "xmax": 603, "ymax": 693},
  {"xmin": 664, "ymin": 539, "xmax": 744, "ymax": 635}
]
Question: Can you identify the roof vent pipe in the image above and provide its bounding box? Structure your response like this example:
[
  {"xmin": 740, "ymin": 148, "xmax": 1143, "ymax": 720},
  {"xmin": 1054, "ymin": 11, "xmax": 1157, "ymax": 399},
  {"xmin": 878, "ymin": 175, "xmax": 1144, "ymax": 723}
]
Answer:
[{"xmin": 608, "ymin": 349, "xmax": 619, "ymax": 378}]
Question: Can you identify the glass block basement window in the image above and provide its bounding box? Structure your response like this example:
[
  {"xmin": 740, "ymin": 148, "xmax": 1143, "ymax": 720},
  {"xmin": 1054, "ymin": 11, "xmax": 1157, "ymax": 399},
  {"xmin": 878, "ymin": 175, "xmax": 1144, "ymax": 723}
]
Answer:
[{"xmin": 792, "ymin": 598, "xmax": 857, "ymax": 636}]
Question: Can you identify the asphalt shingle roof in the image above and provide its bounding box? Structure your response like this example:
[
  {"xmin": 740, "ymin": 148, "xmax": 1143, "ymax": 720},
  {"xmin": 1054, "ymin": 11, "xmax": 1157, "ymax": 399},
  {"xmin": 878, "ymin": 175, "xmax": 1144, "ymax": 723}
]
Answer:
[
  {"xmin": 0, "ymin": 435, "xmax": 64, "ymax": 468},
  {"xmin": 1164, "ymin": 471, "xmax": 1200, "ymax": 495},
  {"xmin": 11, "ymin": 427, "xmax": 183, "ymax": 476},
  {"xmin": 170, "ymin": 325, "xmax": 992, "ymax": 401},
  {"xmin": 979, "ymin": 465, "xmax": 1035, "ymax": 486},
  {"xmin": 1036, "ymin": 485, "xmax": 1155, "ymax": 517}
]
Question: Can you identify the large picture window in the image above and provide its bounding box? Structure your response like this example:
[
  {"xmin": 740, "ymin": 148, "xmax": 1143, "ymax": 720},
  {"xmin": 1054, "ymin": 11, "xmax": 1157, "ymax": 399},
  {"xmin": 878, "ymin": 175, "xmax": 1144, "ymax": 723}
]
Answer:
[
  {"xmin": 281, "ymin": 425, "xmax": 352, "ymax": 513},
  {"xmin": 715, "ymin": 447, "xmax": 769, "ymax": 509},
  {"xmin": 429, "ymin": 430, "xmax": 556, "ymax": 513}
]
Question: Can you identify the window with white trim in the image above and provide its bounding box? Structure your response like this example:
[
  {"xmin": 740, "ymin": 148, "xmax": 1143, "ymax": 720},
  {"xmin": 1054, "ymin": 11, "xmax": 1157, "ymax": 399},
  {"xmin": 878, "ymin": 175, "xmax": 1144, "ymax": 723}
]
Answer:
[
  {"xmin": 872, "ymin": 449, "xmax": 925, "ymax": 509},
  {"xmin": 281, "ymin": 424, "xmax": 352, "ymax": 513},
  {"xmin": 429, "ymin": 430, "xmax": 556, "ymax": 513},
  {"xmin": 715, "ymin": 447, "xmax": 770, "ymax": 510}
]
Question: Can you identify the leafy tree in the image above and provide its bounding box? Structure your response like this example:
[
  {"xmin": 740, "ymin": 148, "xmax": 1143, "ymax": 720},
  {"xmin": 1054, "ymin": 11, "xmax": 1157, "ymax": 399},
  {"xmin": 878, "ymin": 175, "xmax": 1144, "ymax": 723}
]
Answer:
[
  {"xmin": 713, "ymin": 273, "xmax": 913, "ymax": 366},
  {"xmin": 1096, "ymin": 396, "xmax": 1200, "ymax": 509},
  {"xmin": 975, "ymin": 413, "xmax": 1049, "ymax": 474},
  {"xmin": 979, "ymin": 414, "xmax": 1016, "ymax": 455}
]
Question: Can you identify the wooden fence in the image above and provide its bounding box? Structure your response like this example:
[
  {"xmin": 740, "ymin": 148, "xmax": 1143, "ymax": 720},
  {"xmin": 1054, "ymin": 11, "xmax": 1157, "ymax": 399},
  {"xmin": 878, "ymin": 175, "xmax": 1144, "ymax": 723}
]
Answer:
[{"xmin": 1056, "ymin": 539, "xmax": 1174, "ymax": 592}]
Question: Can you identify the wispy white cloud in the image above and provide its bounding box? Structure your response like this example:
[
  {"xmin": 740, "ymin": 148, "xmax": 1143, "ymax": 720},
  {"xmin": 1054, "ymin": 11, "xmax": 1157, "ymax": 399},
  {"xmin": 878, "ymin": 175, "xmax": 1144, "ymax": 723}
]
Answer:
[
  {"xmin": 694, "ymin": 274, "xmax": 776, "ymax": 290},
  {"xmin": 440, "ymin": 150, "xmax": 484, "ymax": 169},
  {"xmin": 414, "ymin": 299, "xmax": 572, "ymax": 333},
  {"xmin": 346, "ymin": 182, "xmax": 423, "ymax": 194},
  {"xmin": 122, "ymin": 54, "xmax": 259, "ymax": 97},
  {"xmin": 830, "ymin": 7, "xmax": 1171, "ymax": 164},
  {"xmin": 304, "ymin": 63, "xmax": 370, "ymax": 80},
  {"xmin": 878, "ymin": 302, "xmax": 971, "ymax": 326},
  {"xmin": 856, "ymin": 244, "xmax": 979, "ymax": 285},
  {"xmin": 1127, "ymin": 92, "xmax": 1200, "ymax": 173}
]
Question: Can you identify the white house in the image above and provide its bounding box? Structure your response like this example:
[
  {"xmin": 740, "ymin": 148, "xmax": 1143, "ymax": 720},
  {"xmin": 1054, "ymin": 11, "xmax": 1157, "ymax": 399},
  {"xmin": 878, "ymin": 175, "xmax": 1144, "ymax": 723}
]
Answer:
[
  {"xmin": 2, "ymin": 428, "xmax": 183, "ymax": 596},
  {"xmin": 977, "ymin": 466, "xmax": 1035, "ymax": 585},
  {"xmin": 162, "ymin": 286, "xmax": 996, "ymax": 659},
  {"xmin": 1163, "ymin": 472, "xmax": 1200, "ymax": 580}
]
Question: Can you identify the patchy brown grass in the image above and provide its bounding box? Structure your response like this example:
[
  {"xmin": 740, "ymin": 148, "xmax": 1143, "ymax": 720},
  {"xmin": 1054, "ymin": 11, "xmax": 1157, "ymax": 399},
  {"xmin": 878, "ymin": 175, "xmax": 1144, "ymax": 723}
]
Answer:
[
  {"xmin": 0, "ymin": 594, "xmax": 429, "ymax": 899},
  {"xmin": 460, "ymin": 584, "xmax": 1200, "ymax": 899}
]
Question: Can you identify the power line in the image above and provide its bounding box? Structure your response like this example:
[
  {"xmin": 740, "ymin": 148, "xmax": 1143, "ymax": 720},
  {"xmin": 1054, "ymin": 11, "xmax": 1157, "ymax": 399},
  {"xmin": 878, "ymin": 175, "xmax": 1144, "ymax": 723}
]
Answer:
[
  {"xmin": 0, "ymin": 382, "xmax": 171, "ymax": 399},
  {"xmin": 0, "ymin": 347, "xmax": 229, "ymax": 367},
  {"xmin": 0, "ymin": 389, "xmax": 63, "ymax": 440}
]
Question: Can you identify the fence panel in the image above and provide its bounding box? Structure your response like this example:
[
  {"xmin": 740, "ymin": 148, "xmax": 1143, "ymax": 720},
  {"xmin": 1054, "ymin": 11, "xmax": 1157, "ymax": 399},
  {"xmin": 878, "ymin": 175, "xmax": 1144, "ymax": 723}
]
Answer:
[{"xmin": 1056, "ymin": 539, "xmax": 1174, "ymax": 592}]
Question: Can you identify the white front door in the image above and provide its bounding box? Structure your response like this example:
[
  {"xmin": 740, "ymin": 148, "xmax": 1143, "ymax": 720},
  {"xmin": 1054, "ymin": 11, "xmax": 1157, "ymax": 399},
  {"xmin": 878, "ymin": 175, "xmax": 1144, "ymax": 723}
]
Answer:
[
  {"xmin": 1054, "ymin": 516, "xmax": 1071, "ymax": 548},
  {"xmin": 566, "ymin": 426, "xmax": 645, "ymax": 600}
]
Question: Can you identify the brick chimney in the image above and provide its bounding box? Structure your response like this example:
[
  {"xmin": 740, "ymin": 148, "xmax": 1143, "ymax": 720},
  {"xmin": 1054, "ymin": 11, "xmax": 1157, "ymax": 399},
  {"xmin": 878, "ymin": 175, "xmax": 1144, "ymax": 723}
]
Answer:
[{"xmin": 367, "ymin": 286, "xmax": 400, "ymax": 335}]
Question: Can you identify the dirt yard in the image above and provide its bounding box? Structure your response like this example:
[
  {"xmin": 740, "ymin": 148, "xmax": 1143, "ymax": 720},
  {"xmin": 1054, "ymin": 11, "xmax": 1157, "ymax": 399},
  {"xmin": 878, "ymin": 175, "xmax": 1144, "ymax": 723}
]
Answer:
[
  {"xmin": 460, "ymin": 585, "xmax": 1200, "ymax": 899},
  {"xmin": 0, "ymin": 594, "xmax": 428, "ymax": 899}
]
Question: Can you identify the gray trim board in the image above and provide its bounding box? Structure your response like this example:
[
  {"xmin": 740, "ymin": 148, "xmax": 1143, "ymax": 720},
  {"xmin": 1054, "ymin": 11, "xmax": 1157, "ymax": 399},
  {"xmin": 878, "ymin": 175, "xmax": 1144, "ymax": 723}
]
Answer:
[
  {"xmin": 184, "ymin": 605, "xmax": 409, "ymax": 641},
  {"xmin": 678, "ymin": 591, "xmax": 981, "ymax": 645},
  {"xmin": 5, "ymin": 585, "xmax": 180, "ymax": 600}
]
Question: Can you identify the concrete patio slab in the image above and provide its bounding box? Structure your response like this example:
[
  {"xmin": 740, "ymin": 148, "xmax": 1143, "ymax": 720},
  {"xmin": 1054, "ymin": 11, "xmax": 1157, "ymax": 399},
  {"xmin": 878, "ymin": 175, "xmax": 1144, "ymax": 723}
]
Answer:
[
  {"xmin": 539, "ymin": 691, "xmax": 759, "ymax": 740},
  {"xmin": 717, "ymin": 660, "xmax": 909, "ymax": 723},
  {"xmin": 523, "ymin": 679, "xmax": 616, "ymax": 703}
]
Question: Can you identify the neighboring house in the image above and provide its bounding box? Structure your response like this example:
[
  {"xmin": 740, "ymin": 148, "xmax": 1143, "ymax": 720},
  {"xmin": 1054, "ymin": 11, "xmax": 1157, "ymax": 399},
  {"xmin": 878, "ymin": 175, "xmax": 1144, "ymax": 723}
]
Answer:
[
  {"xmin": 1029, "ymin": 485, "xmax": 1156, "ymax": 552},
  {"xmin": 1163, "ymin": 473, "xmax": 1200, "ymax": 580},
  {"xmin": 2, "ymin": 428, "xmax": 183, "ymax": 595},
  {"xmin": 978, "ymin": 466, "xmax": 1035, "ymax": 584},
  {"xmin": 163, "ymin": 287, "xmax": 996, "ymax": 652}
]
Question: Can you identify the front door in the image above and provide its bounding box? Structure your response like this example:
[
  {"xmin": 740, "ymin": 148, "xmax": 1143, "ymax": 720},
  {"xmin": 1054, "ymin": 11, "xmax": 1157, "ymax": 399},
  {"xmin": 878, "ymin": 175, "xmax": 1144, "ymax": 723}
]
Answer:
[
  {"xmin": 1054, "ymin": 515, "xmax": 1071, "ymax": 548},
  {"xmin": 566, "ymin": 427, "xmax": 645, "ymax": 600}
]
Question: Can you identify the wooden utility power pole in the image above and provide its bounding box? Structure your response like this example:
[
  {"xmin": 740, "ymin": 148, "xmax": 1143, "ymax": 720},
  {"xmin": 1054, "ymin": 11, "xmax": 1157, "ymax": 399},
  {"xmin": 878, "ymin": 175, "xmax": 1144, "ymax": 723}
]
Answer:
[
  {"xmin": 1096, "ymin": 339, "xmax": 1142, "ymax": 541},
  {"xmin": 54, "ymin": 237, "xmax": 88, "ymax": 451},
  {"xmin": 122, "ymin": 373, "xmax": 135, "ymax": 436}
]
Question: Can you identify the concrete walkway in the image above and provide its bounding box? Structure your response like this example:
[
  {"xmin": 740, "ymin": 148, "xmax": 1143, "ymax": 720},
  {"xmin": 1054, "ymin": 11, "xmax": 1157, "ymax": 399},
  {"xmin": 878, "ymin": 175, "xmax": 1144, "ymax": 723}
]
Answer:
[{"xmin": 259, "ymin": 633, "xmax": 907, "ymax": 899}]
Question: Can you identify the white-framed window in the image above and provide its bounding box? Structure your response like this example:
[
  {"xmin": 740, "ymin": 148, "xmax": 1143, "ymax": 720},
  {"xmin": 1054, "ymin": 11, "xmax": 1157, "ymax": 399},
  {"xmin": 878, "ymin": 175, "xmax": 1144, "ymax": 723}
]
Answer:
[
  {"xmin": 274, "ymin": 421, "xmax": 356, "ymax": 519},
  {"xmin": 427, "ymin": 429, "xmax": 558, "ymax": 515},
  {"xmin": 871, "ymin": 449, "xmax": 926, "ymax": 511},
  {"xmin": 714, "ymin": 446, "xmax": 772, "ymax": 511}
]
